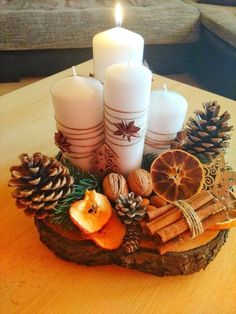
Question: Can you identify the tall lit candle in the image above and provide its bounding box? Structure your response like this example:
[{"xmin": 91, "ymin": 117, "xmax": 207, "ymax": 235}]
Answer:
[
  {"xmin": 51, "ymin": 67, "xmax": 104, "ymax": 170},
  {"xmin": 93, "ymin": 3, "xmax": 144, "ymax": 83},
  {"xmin": 144, "ymin": 85, "xmax": 188, "ymax": 155},
  {"xmin": 104, "ymin": 63, "xmax": 152, "ymax": 175}
]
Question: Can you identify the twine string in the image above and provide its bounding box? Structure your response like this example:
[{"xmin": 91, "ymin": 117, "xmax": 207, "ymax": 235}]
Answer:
[
  {"xmin": 174, "ymin": 199, "xmax": 204, "ymax": 238},
  {"xmin": 145, "ymin": 136, "xmax": 172, "ymax": 149}
]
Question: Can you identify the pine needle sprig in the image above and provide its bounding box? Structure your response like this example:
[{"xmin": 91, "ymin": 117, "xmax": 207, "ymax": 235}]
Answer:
[
  {"xmin": 55, "ymin": 151, "xmax": 103, "ymax": 185},
  {"xmin": 142, "ymin": 153, "xmax": 158, "ymax": 171},
  {"xmin": 49, "ymin": 165, "xmax": 103, "ymax": 230},
  {"xmin": 196, "ymin": 153, "xmax": 212, "ymax": 164},
  {"xmin": 49, "ymin": 185, "xmax": 86, "ymax": 230}
]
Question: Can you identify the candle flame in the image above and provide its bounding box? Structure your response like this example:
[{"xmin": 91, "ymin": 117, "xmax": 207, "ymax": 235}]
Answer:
[{"xmin": 115, "ymin": 3, "xmax": 122, "ymax": 27}]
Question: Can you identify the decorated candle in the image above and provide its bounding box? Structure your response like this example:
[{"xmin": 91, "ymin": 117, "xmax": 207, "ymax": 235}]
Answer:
[
  {"xmin": 144, "ymin": 85, "xmax": 188, "ymax": 155},
  {"xmin": 93, "ymin": 3, "xmax": 144, "ymax": 83},
  {"xmin": 51, "ymin": 67, "xmax": 104, "ymax": 170},
  {"xmin": 104, "ymin": 62, "xmax": 152, "ymax": 175}
]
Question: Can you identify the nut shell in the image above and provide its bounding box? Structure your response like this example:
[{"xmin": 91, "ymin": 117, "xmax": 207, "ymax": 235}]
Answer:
[
  {"xmin": 103, "ymin": 173, "xmax": 129, "ymax": 201},
  {"xmin": 127, "ymin": 169, "xmax": 153, "ymax": 197}
]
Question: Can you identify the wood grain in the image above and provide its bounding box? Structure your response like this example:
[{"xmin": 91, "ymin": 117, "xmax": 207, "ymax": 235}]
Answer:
[{"xmin": 1, "ymin": 60, "xmax": 236, "ymax": 314}]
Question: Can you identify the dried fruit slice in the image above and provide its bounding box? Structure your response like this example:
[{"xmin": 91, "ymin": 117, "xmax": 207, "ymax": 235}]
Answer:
[
  {"xmin": 150, "ymin": 149, "xmax": 204, "ymax": 202},
  {"xmin": 69, "ymin": 190, "xmax": 112, "ymax": 234},
  {"xmin": 89, "ymin": 212, "xmax": 126, "ymax": 250},
  {"xmin": 209, "ymin": 215, "xmax": 236, "ymax": 230}
]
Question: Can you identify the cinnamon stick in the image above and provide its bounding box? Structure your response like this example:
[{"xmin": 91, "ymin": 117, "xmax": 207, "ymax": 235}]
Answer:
[
  {"xmin": 187, "ymin": 191, "xmax": 215, "ymax": 209},
  {"xmin": 158, "ymin": 210, "xmax": 228, "ymax": 255},
  {"xmin": 146, "ymin": 208, "xmax": 180, "ymax": 235},
  {"xmin": 156, "ymin": 200, "xmax": 225, "ymax": 243},
  {"xmin": 146, "ymin": 204, "xmax": 175, "ymax": 221},
  {"xmin": 146, "ymin": 191, "xmax": 214, "ymax": 235}
]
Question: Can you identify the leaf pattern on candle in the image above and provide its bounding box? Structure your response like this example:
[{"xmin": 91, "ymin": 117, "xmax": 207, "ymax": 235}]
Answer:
[
  {"xmin": 113, "ymin": 120, "xmax": 140, "ymax": 142},
  {"xmin": 54, "ymin": 131, "xmax": 71, "ymax": 153},
  {"xmin": 90, "ymin": 143, "xmax": 122, "ymax": 177}
]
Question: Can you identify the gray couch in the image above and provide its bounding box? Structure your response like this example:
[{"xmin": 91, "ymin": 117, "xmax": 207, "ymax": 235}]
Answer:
[{"xmin": 0, "ymin": 0, "xmax": 235, "ymax": 99}]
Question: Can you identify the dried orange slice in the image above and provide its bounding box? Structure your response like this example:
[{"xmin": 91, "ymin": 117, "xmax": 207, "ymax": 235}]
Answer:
[
  {"xmin": 150, "ymin": 149, "xmax": 204, "ymax": 202},
  {"xmin": 209, "ymin": 213, "xmax": 236, "ymax": 230}
]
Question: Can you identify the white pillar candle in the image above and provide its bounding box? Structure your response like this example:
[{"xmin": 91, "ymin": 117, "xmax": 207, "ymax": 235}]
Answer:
[
  {"xmin": 104, "ymin": 62, "xmax": 152, "ymax": 175},
  {"xmin": 51, "ymin": 68, "xmax": 104, "ymax": 171},
  {"xmin": 144, "ymin": 86, "xmax": 188, "ymax": 155},
  {"xmin": 93, "ymin": 3, "xmax": 144, "ymax": 83}
]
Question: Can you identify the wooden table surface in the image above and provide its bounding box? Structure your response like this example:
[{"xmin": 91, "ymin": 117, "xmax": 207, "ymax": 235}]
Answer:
[{"xmin": 1, "ymin": 60, "xmax": 236, "ymax": 314}]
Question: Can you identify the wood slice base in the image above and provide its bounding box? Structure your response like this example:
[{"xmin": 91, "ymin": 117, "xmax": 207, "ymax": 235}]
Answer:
[{"xmin": 35, "ymin": 219, "xmax": 229, "ymax": 276}]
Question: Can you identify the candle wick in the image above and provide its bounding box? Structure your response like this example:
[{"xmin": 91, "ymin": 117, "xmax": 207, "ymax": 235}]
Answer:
[
  {"xmin": 115, "ymin": 2, "xmax": 122, "ymax": 27},
  {"xmin": 72, "ymin": 66, "xmax": 77, "ymax": 77},
  {"xmin": 164, "ymin": 84, "xmax": 168, "ymax": 91}
]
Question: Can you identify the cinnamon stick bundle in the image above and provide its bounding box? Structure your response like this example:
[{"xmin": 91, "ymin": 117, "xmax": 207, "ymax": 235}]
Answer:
[
  {"xmin": 146, "ymin": 191, "xmax": 214, "ymax": 236},
  {"xmin": 158, "ymin": 210, "xmax": 228, "ymax": 255},
  {"xmin": 156, "ymin": 200, "xmax": 225, "ymax": 243}
]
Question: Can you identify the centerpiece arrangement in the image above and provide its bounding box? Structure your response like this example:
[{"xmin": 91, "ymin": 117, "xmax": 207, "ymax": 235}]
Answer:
[{"xmin": 8, "ymin": 4, "xmax": 235, "ymax": 276}]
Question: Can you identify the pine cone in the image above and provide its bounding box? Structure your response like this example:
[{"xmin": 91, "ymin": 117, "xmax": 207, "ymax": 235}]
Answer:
[
  {"xmin": 115, "ymin": 192, "xmax": 146, "ymax": 225},
  {"xmin": 122, "ymin": 223, "xmax": 143, "ymax": 254},
  {"xmin": 9, "ymin": 153, "xmax": 74, "ymax": 219},
  {"xmin": 171, "ymin": 130, "xmax": 187, "ymax": 150},
  {"xmin": 173, "ymin": 101, "xmax": 233, "ymax": 162}
]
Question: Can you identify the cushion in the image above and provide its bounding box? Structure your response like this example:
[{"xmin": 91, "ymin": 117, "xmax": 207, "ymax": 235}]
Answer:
[
  {"xmin": 0, "ymin": 0, "xmax": 200, "ymax": 51},
  {"xmin": 198, "ymin": 6, "xmax": 236, "ymax": 48},
  {"xmin": 198, "ymin": 0, "xmax": 236, "ymax": 5},
  {"xmin": 185, "ymin": 0, "xmax": 236, "ymax": 48}
]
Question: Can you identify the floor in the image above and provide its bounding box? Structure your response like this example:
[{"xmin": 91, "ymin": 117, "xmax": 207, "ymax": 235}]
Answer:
[{"xmin": 0, "ymin": 73, "xmax": 203, "ymax": 97}]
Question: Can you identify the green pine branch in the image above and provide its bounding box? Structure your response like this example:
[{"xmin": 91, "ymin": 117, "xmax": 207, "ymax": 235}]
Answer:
[
  {"xmin": 142, "ymin": 153, "xmax": 158, "ymax": 171},
  {"xmin": 51, "ymin": 152, "xmax": 103, "ymax": 230}
]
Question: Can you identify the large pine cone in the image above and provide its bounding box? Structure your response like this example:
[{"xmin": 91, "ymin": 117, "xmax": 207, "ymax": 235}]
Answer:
[
  {"xmin": 172, "ymin": 101, "xmax": 233, "ymax": 162},
  {"xmin": 9, "ymin": 153, "xmax": 74, "ymax": 219}
]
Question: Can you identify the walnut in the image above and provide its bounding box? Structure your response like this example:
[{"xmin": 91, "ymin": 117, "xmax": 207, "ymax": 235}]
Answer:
[
  {"xmin": 102, "ymin": 173, "xmax": 129, "ymax": 201},
  {"xmin": 127, "ymin": 169, "xmax": 153, "ymax": 197}
]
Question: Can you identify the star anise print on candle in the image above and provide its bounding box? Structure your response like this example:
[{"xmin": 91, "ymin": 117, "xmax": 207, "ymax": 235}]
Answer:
[
  {"xmin": 54, "ymin": 131, "xmax": 71, "ymax": 153},
  {"xmin": 113, "ymin": 120, "xmax": 140, "ymax": 142},
  {"xmin": 55, "ymin": 121, "xmax": 104, "ymax": 170},
  {"xmin": 104, "ymin": 106, "xmax": 146, "ymax": 147}
]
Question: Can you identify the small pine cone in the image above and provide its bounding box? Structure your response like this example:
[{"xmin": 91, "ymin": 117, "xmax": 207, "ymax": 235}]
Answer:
[
  {"xmin": 8, "ymin": 152, "xmax": 74, "ymax": 219},
  {"xmin": 122, "ymin": 223, "xmax": 143, "ymax": 254},
  {"xmin": 115, "ymin": 192, "xmax": 146, "ymax": 225}
]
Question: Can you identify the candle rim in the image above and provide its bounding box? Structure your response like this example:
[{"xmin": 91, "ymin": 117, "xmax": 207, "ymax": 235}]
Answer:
[
  {"xmin": 105, "ymin": 62, "xmax": 152, "ymax": 85},
  {"xmin": 92, "ymin": 26, "xmax": 144, "ymax": 43},
  {"xmin": 50, "ymin": 74, "xmax": 103, "ymax": 96},
  {"xmin": 151, "ymin": 89, "xmax": 187, "ymax": 99}
]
